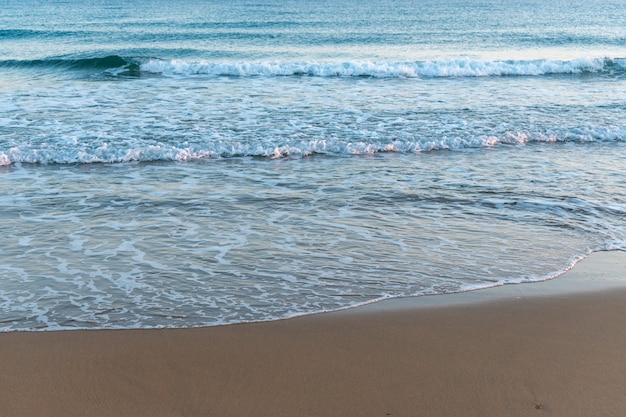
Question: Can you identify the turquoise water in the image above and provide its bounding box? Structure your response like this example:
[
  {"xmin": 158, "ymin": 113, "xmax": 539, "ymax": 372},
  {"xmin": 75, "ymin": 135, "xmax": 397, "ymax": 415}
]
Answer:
[{"xmin": 1, "ymin": 0, "xmax": 625, "ymax": 330}]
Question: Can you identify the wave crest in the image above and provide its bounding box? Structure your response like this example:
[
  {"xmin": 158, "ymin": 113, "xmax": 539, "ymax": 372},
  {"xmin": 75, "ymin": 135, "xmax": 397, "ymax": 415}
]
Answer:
[
  {"xmin": 2, "ymin": 127, "xmax": 625, "ymax": 166},
  {"xmin": 139, "ymin": 57, "xmax": 626, "ymax": 78}
]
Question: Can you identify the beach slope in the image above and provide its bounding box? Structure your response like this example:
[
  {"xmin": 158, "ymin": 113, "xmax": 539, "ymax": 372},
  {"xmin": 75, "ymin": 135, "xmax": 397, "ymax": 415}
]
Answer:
[{"xmin": 1, "ymin": 251, "xmax": 626, "ymax": 417}]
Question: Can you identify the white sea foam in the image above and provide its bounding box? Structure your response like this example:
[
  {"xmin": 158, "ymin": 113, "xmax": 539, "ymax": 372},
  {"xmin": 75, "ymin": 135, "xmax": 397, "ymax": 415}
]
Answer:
[
  {"xmin": 138, "ymin": 57, "xmax": 625, "ymax": 78},
  {"xmin": 1, "ymin": 126, "xmax": 625, "ymax": 166}
]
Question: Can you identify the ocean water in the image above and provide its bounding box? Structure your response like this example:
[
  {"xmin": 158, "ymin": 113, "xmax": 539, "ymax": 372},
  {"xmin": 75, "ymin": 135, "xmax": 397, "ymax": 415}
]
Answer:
[{"xmin": 1, "ymin": 0, "xmax": 625, "ymax": 331}]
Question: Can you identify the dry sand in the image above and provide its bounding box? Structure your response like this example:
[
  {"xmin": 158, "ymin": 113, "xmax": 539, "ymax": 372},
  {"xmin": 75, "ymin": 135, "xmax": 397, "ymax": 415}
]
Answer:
[{"xmin": 1, "ymin": 251, "xmax": 626, "ymax": 417}]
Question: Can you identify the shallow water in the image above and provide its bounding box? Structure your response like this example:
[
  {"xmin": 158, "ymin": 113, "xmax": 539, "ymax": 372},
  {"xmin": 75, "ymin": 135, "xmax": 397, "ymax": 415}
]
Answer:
[{"xmin": 2, "ymin": 144, "xmax": 624, "ymax": 330}]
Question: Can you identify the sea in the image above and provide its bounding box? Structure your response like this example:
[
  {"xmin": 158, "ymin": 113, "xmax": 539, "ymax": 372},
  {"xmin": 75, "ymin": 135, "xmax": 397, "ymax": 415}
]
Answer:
[{"xmin": 1, "ymin": 0, "xmax": 625, "ymax": 331}]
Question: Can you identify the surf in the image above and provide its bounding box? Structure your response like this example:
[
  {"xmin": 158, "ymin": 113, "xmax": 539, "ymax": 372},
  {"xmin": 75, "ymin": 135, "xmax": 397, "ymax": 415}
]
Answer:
[
  {"xmin": 137, "ymin": 56, "xmax": 626, "ymax": 78},
  {"xmin": 1, "ymin": 56, "xmax": 624, "ymax": 79}
]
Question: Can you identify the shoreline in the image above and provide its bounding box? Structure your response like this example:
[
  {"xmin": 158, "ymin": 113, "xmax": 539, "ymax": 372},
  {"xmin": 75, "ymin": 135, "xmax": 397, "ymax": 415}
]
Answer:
[
  {"xmin": 344, "ymin": 249, "xmax": 626, "ymax": 314},
  {"xmin": 1, "ymin": 250, "xmax": 625, "ymax": 417}
]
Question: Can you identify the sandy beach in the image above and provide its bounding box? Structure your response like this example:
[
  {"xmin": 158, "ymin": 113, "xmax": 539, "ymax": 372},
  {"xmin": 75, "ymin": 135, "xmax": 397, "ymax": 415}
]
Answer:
[{"xmin": 1, "ymin": 250, "xmax": 625, "ymax": 417}]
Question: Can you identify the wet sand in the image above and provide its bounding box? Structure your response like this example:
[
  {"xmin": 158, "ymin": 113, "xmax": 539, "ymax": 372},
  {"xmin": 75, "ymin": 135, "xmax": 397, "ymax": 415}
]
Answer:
[{"xmin": 1, "ymin": 251, "xmax": 625, "ymax": 417}]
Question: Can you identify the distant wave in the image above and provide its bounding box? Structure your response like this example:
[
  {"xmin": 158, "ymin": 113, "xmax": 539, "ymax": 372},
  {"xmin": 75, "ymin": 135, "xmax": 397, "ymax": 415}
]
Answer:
[
  {"xmin": 0, "ymin": 29, "xmax": 86, "ymax": 39},
  {"xmin": 2, "ymin": 55, "xmax": 625, "ymax": 78},
  {"xmin": 2, "ymin": 127, "xmax": 625, "ymax": 166}
]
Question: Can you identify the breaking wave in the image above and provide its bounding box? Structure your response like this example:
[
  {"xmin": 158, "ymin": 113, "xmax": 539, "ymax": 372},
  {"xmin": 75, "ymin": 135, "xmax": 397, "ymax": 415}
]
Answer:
[
  {"xmin": 2, "ymin": 128, "xmax": 625, "ymax": 166},
  {"xmin": 2, "ymin": 55, "xmax": 625, "ymax": 78},
  {"xmin": 138, "ymin": 57, "xmax": 626, "ymax": 78}
]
